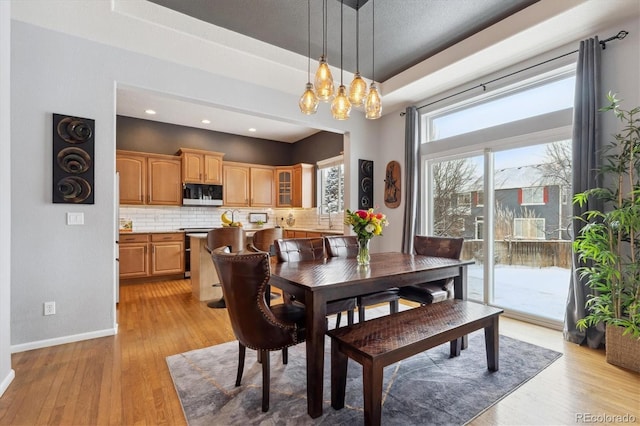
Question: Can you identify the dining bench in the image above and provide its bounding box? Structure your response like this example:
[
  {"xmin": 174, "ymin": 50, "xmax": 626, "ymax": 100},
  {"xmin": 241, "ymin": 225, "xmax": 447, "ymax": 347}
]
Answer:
[{"xmin": 327, "ymin": 299, "xmax": 504, "ymax": 426}]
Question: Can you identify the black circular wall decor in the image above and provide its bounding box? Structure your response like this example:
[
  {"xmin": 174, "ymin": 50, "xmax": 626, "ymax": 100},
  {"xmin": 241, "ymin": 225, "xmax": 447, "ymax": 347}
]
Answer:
[
  {"xmin": 53, "ymin": 113, "xmax": 95, "ymax": 204},
  {"xmin": 358, "ymin": 159, "xmax": 373, "ymax": 210}
]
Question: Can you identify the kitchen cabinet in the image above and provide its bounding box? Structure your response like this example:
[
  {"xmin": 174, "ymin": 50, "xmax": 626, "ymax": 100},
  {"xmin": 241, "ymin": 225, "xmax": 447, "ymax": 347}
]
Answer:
[
  {"xmin": 275, "ymin": 167, "xmax": 292, "ymax": 207},
  {"xmin": 117, "ymin": 150, "xmax": 182, "ymax": 206},
  {"xmin": 119, "ymin": 234, "xmax": 150, "ymax": 278},
  {"xmin": 150, "ymin": 233, "xmax": 184, "ymax": 275},
  {"xmin": 223, "ymin": 162, "xmax": 274, "ymax": 207},
  {"xmin": 276, "ymin": 163, "xmax": 314, "ymax": 208},
  {"xmin": 116, "ymin": 153, "xmax": 146, "ymax": 205},
  {"xmin": 292, "ymin": 163, "xmax": 314, "ymax": 208},
  {"xmin": 119, "ymin": 232, "xmax": 184, "ymax": 279},
  {"xmin": 178, "ymin": 148, "xmax": 224, "ymax": 184},
  {"xmin": 283, "ymin": 230, "xmax": 340, "ymax": 238},
  {"xmin": 250, "ymin": 166, "xmax": 275, "ymax": 207}
]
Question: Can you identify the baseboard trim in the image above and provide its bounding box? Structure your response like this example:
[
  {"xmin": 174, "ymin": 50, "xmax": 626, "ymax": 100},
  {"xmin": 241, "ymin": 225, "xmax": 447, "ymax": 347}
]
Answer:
[
  {"xmin": 0, "ymin": 369, "xmax": 15, "ymax": 397},
  {"xmin": 10, "ymin": 327, "xmax": 117, "ymax": 353}
]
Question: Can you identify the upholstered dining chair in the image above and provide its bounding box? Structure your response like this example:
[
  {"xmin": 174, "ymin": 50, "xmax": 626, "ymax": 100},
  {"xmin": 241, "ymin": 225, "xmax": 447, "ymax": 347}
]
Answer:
[
  {"xmin": 323, "ymin": 235, "xmax": 400, "ymax": 323},
  {"xmin": 211, "ymin": 246, "xmax": 306, "ymax": 412},
  {"xmin": 274, "ymin": 237, "xmax": 356, "ymax": 328},
  {"xmin": 205, "ymin": 227, "xmax": 246, "ymax": 308},
  {"xmin": 250, "ymin": 227, "xmax": 284, "ymax": 300},
  {"xmin": 398, "ymin": 235, "xmax": 465, "ymax": 305},
  {"xmin": 251, "ymin": 227, "xmax": 283, "ymax": 255}
]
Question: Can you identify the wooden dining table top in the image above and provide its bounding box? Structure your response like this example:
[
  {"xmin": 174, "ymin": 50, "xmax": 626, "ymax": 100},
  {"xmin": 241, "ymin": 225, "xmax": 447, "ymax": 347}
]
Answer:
[{"xmin": 270, "ymin": 252, "xmax": 474, "ymax": 298}]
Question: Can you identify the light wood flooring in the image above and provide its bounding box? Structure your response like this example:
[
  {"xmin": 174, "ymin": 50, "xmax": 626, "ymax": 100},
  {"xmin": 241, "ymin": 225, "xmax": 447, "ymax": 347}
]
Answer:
[{"xmin": 0, "ymin": 279, "xmax": 638, "ymax": 425}]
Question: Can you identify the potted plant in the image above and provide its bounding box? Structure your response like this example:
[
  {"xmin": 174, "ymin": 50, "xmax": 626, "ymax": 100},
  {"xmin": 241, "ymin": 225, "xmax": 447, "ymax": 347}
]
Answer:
[{"xmin": 573, "ymin": 92, "xmax": 640, "ymax": 372}]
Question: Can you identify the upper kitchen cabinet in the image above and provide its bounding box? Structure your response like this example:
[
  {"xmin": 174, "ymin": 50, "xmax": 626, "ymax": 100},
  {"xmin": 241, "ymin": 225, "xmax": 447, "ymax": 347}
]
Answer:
[
  {"xmin": 292, "ymin": 163, "xmax": 314, "ymax": 208},
  {"xmin": 117, "ymin": 150, "xmax": 182, "ymax": 206},
  {"xmin": 178, "ymin": 148, "xmax": 224, "ymax": 184},
  {"xmin": 276, "ymin": 163, "xmax": 314, "ymax": 208},
  {"xmin": 250, "ymin": 166, "xmax": 275, "ymax": 207},
  {"xmin": 275, "ymin": 167, "xmax": 292, "ymax": 207},
  {"xmin": 117, "ymin": 152, "xmax": 146, "ymax": 205},
  {"xmin": 223, "ymin": 162, "xmax": 274, "ymax": 207}
]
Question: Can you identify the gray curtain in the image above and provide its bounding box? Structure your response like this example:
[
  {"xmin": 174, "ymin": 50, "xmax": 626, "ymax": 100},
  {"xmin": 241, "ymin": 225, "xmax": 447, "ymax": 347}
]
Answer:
[
  {"xmin": 563, "ymin": 37, "xmax": 605, "ymax": 348},
  {"xmin": 402, "ymin": 106, "xmax": 420, "ymax": 254}
]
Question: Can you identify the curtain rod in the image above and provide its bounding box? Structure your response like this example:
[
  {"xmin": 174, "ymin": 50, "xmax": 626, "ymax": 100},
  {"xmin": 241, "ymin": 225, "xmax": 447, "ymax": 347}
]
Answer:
[{"xmin": 400, "ymin": 30, "xmax": 629, "ymax": 116}]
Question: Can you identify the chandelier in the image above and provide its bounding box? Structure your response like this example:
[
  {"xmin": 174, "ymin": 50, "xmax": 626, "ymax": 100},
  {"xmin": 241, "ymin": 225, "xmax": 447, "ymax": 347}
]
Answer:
[{"xmin": 299, "ymin": 0, "xmax": 381, "ymax": 120}]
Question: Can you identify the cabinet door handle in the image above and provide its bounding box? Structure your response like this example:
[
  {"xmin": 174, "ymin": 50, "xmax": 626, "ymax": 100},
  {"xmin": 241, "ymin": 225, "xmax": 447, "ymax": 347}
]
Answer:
[
  {"xmin": 199, "ymin": 173, "xmax": 202, "ymax": 180},
  {"xmin": 144, "ymin": 245, "xmax": 147, "ymax": 254}
]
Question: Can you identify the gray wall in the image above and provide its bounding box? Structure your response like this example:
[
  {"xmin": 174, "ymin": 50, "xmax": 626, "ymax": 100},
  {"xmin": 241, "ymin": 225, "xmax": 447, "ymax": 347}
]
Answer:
[{"xmin": 116, "ymin": 115, "xmax": 343, "ymax": 166}]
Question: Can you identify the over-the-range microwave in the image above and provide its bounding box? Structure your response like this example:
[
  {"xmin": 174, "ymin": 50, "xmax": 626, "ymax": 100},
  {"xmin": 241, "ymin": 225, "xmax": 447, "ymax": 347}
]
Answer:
[{"xmin": 183, "ymin": 183, "xmax": 223, "ymax": 206}]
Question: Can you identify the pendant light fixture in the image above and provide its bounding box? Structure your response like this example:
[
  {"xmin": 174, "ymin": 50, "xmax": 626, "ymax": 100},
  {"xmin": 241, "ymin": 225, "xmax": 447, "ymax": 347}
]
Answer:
[
  {"xmin": 315, "ymin": 0, "xmax": 334, "ymax": 102},
  {"xmin": 365, "ymin": 0, "xmax": 382, "ymax": 119},
  {"xmin": 348, "ymin": 3, "xmax": 367, "ymax": 107},
  {"xmin": 299, "ymin": 0, "xmax": 319, "ymax": 114},
  {"xmin": 331, "ymin": 0, "xmax": 351, "ymax": 120}
]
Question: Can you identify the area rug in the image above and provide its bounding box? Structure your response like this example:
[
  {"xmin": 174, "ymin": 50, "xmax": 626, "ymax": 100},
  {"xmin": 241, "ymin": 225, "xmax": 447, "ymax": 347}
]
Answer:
[{"xmin": 167, "ymin": 311, "xmax": 561, "ymax": 425}]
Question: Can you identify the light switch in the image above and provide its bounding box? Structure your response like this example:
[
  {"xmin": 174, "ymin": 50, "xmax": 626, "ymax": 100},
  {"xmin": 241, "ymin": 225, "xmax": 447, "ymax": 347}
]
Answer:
[{"xmin": 67, "ymin": 212, "xmax": 84, "ymax": 225}]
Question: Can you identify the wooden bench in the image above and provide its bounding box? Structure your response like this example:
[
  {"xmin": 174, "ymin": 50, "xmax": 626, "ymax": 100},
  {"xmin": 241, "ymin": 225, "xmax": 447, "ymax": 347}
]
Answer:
[{"xmin": 327, "ymin": 299, "xmax": 504, "ymax": 426}]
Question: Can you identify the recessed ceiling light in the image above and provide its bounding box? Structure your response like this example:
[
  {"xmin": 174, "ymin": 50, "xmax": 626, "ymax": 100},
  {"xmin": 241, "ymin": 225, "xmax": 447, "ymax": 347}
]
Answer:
[
  {"xmin": 248, "ymin": 128, "xmax": 257, "ymax": 132},
  {"xmin": 201, "ymin": 119, "xmax": 211, "ymax": 124},
  {"xmin": 145, "ymin": 109, "xmax": 156, "ymax": 115}
]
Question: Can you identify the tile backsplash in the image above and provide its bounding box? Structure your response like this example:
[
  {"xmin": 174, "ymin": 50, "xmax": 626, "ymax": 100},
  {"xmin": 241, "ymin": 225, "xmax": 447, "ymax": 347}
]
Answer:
[{"xmin": 119, "ymin": 206, "xmax": 344, "ymax": 232}]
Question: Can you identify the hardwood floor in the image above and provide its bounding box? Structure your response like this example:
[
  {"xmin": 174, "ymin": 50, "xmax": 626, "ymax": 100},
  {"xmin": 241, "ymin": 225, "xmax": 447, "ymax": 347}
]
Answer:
[{"xmin": 0, "ymin": 279, "xmax": 638, "ymax": 425}]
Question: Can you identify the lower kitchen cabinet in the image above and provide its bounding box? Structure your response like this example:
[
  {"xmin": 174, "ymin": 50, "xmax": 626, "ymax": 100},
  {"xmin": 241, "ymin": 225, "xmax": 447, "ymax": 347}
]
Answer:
[
  {"xmin": 119, "ymin": 234, "xmax": 149, "ymax": 278},
  {"xmin": 119, "ymin": 232, "xmax": 184, "ymax": 279},
  {"xmin": 150, "ymin": 233, "xmax": 184, "ymax": 275}
]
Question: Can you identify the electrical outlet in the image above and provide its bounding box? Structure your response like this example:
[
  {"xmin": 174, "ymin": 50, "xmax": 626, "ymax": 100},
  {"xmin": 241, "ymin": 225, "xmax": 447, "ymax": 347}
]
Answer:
[{"xmin": 44, "ymin": 301, "xmax": 56, "ymax": 316}]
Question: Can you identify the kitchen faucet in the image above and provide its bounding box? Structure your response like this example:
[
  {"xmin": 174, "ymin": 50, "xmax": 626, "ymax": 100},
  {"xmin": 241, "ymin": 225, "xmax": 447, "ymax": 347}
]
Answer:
[{"xmin": 319, "ymin": 203, "xmax": 335, "ymax": 230}]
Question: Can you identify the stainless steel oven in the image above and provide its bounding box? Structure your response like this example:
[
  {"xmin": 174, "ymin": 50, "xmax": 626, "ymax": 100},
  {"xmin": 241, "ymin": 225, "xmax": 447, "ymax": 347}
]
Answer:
[{"xmin": 181, "ymin": 228, "xmax": 215, "ymax": 278}]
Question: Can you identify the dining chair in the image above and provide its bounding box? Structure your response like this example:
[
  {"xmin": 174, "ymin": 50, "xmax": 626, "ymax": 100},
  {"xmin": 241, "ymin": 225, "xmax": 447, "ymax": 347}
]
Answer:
[
  {"xmin": 398, "ymin": 235, "xmax": 465, "ymax": 305},
  {"xmin": 274, "ymin": 237, "xmax": 356, "ymax": 328},
  {"xmin": 205, "ymin": 227, "xmax": 246, "ymax": 308},
  {"xmin": 250, "ymin": 227, "xmax": 284, "ymax": 300},
  {"xmin": 211, "ymin": 246, "xmax": 306, "ymax": 412},
  {"xmin": 323, "ymin": 235, "xmax": 400, "ymax": 323},
  {"xmin": 251, "ymin": 227, "xmax": 283, "ymax": 255}
]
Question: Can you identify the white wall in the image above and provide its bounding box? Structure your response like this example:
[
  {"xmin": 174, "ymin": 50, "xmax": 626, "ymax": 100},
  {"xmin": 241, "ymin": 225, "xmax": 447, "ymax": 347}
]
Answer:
[
  {"xmin": 0, "ymin": 1, "xmax": 15, "ymax": 395},
  {"xmin": 9, "ymin": 20, "xmax": 371, "ymax": 349}
]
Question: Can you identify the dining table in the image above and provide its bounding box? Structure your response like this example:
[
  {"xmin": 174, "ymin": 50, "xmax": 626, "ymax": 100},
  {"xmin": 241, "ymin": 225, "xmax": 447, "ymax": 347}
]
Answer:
[{"xmin": 269, "ymin": 251, "xmax": 474, "ymax": 418}]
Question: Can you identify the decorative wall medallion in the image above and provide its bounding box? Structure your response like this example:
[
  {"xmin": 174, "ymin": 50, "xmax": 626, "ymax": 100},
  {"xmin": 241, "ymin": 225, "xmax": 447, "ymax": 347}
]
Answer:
[
  {"xmin": 53, "ymin": 114, "xmax": 95, "ymax": 204},
  {"xmin": 384, "ymin": 161, "xmax": 401, "ymax": 208},
  {"xmin": 358, "ymin": 159, "xmax": 373, "ymax": 210}
]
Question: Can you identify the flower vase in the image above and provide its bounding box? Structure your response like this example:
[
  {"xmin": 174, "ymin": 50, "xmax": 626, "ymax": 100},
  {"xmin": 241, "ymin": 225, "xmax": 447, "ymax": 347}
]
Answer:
[{"xmin": 357, "ymin": 238, "xmax": 371, "ymax": 266}]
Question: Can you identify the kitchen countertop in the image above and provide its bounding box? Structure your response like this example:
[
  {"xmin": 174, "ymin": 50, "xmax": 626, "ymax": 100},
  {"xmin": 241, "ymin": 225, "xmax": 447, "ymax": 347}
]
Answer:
[{"xmin": 282, "ymin": 227, "xmax": 344, "ymax": 235}]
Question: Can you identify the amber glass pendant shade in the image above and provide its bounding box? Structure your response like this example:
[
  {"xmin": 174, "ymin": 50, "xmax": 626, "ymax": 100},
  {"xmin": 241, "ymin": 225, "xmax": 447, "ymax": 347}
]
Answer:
[
  {"xmin": 331, "ymin": 85, "xmax": 351, "ymax": 120},
  {"xmin": 365, "ymin": 82, "xmax": 382, "ymax": 119},
  {"xmin": 348, "ymin": 72, "xmax": 367, "ymax": 107},
  {"xmin": 299, "ymin": 83, "xmax": 319, "ymax": 115},
  {"xmin": 315, "ymin": 57, "xmax": 334, "ymax": 102}
]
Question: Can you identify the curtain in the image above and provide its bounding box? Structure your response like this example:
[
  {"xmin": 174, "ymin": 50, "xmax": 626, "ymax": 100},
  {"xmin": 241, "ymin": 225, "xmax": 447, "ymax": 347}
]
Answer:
[
  {"xmin": 402, "ymin": 106, "xmax": 420, "ymax": 254},
  {"xmin": 563, "ymin": 37, "xmax": 605, "ymax": 347}
]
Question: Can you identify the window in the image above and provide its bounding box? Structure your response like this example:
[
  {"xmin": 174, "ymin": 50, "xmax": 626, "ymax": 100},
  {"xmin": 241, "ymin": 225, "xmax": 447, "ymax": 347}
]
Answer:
[
  {"xmin": 317, "ymin": 155, "xmax": 344, "ymax": 214},
  {"xmin": 513, "ymin": 218, "xmax": 545, "ymax": 239},
  {"xmin": 427, "ymin": 76, "xmax": 575, "ymax": 141},
  {"xmin": 521, "ymin": 187, "xmax": 544, "ymax": 204},
  {"xmin": 421, "ymin": 66, "xmax": 575, "ymax": 325},
  {"xmin": 457, "ymin": 193, "xmax": 471, "ymax": 208}
]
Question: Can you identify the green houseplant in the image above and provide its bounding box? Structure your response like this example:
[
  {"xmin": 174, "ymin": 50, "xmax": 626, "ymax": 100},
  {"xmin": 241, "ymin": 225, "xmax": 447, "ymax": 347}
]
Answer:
[{"xmin": 573, "ymin": 92, "xmax": 640, "ymax": 371}]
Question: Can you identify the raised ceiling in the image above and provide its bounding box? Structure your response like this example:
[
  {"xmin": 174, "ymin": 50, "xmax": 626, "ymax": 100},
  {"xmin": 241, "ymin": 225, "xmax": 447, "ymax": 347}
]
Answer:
[{"xmin": 148, "ymin": 0, "xmax": 539, "ymax": 82}]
